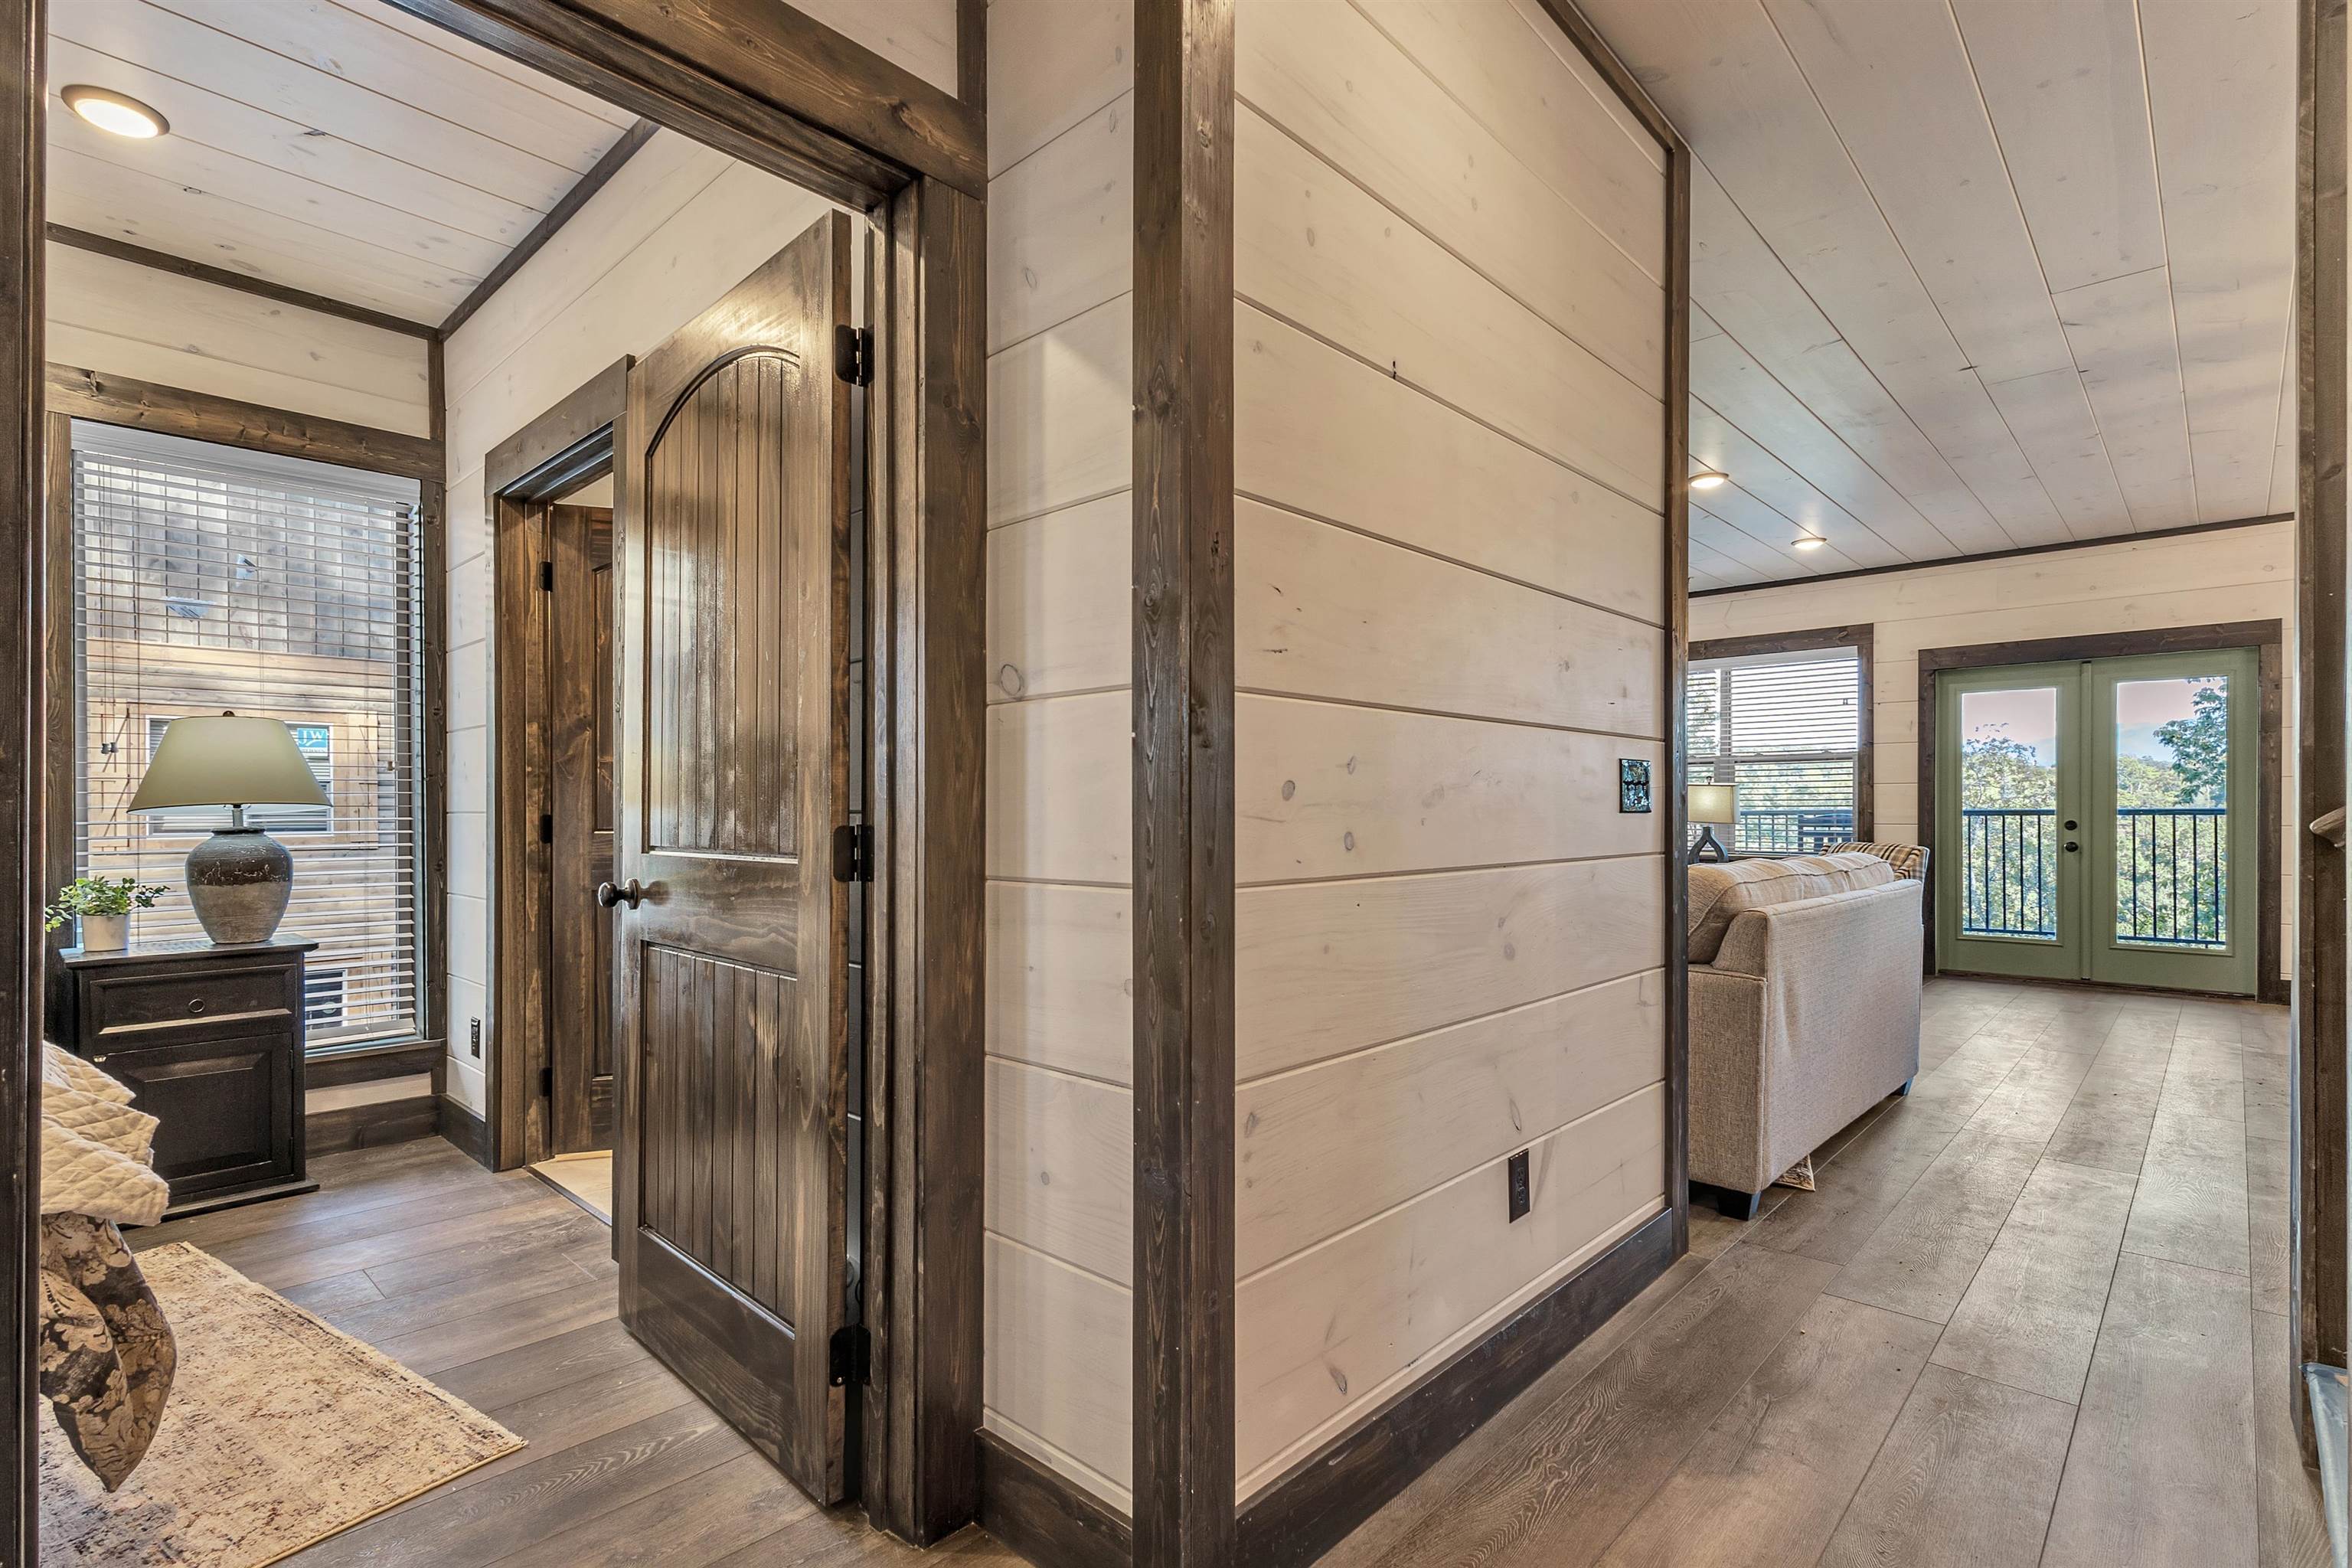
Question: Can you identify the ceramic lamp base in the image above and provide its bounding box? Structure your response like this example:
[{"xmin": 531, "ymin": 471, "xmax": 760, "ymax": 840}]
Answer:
[
  {"xmin": 186, "ymin": 827, "xmax": 293, "ymax": 945},
  {"xmin": 1688, "ymin": 825, "xmax": 1730, "ymax": 864}
]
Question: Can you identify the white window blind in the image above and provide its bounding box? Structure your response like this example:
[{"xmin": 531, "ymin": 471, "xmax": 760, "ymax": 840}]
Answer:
[
  {"xmin": 1687, "ymin": 644, "xmax": 1860, "ymax": 855},
  {"xmin": 69, "ymin": 420, "xmax": 427, "ymax": 1050}
]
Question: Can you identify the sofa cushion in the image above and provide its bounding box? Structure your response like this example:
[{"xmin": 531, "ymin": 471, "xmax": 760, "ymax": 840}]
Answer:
[{"xmin": 1686, "ymin": 852, "xmax": 1896, "ymax": 965}]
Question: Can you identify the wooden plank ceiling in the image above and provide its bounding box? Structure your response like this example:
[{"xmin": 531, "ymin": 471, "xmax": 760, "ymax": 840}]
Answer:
[
  {"xmin": 1579, "ymin": 0, "xmax": 2298, "ymax": 589},
  {"xmin": 45, "ymin": 0, "xmax": 636, "ymax": 328}
]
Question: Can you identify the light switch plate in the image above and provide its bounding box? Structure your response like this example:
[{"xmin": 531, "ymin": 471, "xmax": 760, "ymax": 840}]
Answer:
[{"xmin": 1619, "ymin": 759, "xmax": 1652, "ymax": 814}]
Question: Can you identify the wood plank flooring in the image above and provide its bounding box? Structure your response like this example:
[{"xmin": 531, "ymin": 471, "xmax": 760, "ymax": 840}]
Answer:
[
  {"xmin": 113, "ymin": 978, "xmax": 2324, "ymax": 1566},
  {"xmin": 1328, "ymin": 978, "xmax": 2330, "ymax": 1568},
  {"xmin": 126, "ymin": 1138, "xmax": 1021, "ymax": 1568}
]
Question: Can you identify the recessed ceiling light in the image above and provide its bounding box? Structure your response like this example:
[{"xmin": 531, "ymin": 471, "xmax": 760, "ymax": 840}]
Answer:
[
  {"xmin": 63, "ymin": 85, "xmax": 168, "ymax": 139},
  {"xmin": 1689, "ymin": 469, "xmax": 1729, "ymax": 491},
  {"xmin": 1792, "ymin": 533, "xmax": 1828, "ymax": 552}
]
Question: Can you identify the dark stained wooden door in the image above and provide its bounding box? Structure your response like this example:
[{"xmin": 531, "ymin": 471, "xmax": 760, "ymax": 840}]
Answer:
[
  {"xmin": 550, "ymin": 503, "xmax": 615, "ymax": 1153},
  {"xmin": 610, "ymin": 213, "xmax": 854, "ymax": 1502}
]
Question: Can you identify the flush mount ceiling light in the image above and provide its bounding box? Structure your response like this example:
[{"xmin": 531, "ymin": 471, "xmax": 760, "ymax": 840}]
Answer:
[
  {"xmin": 1689, "ymin": 469, "xmax": 1729, "ymax": 491},
  {"xmin": 1791, "ymin": 532, "xmax": 1828, "ymax": 552},
  {"xmin": 63, "ymin": 85, "xmax": 168, "ymax": 139}
]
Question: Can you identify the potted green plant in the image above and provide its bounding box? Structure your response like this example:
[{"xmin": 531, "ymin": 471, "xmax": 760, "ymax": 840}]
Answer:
[{"xmin": 44, "ymin": 877, "xmax": 168, "ymax": 953}]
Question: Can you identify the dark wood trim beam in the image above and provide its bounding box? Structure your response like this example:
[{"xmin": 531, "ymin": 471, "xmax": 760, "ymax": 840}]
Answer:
[
  {"xmin": 1690, "ymin": 623, "xmax": 1877, "ymax": 844},
  {"xmin": 2295, "ymin": 0, "xmax": 2348, "ymax": 1439},
  {"xmin": 486, "ymin": 358, "xmax": 630, "ymax": 496},
  {"xmin": 47, "ymin": 224, "xmax": 439, "ymax": 339},
  {"xmin": 977, "ymin": 1432, "xmax": 1133, "ymax": 1568},
  {"xmin": 384, "ymin": 0, "xmax": 929, "ymax": 207},
  {"xmin": 1, "ymin": 0, "xmax": 42, "ymax": 1550},
  {"xmin": 40, "ymin": 411, "xmax": 71, "ymax": 1050},
  {"xmin": 864, "ymin": 176, "xmax": 988, "ymax": 1547},
  {"xmin": 1131, "ymin": 1, "xmax": 1237, "ymax": 1563},
  {"xmin": 1236, "ymin": 1210, "xmax": 1677, "ymax": 1568},
  {"xmin": 1690, "ymin": 512, "xmax": 2299, "ymax": 599},
  {"xmin": 1914, "ymin": 620, "xmax": 2288, "ymax": 1007},
  {"xmin": 438, "ymin": 121, "xmax": 657, "ymax": 341},
  {"xmin": 1529, "ymin": 0, "xmax": 1678, "ymax": 147},
  {"xmin": 423, "ymin": 338, "xmax": 450, "ymax": 1113},
  {"xmin": 557, "ymin": 0, "xmax": 983, "ymax": 196},
  {"xmin": 46, "ymin": 364, "xmax": 443, "ymax": 483},
  {"xmin": 957, "ymin": 0, "xmax": 985, "ymax": 113},
  {"xmin": 1662, "ymin": 132, "xmax": 1692, "ymax": 1259},
  {"xmin": 306, "ymin": 1040, "xmax": 446, "ymax": 1089},
  {"xmin": 306, "ymin": 1096, "xmax": 440, "ymax": 1156},
  {"xmin": 438, "ymin": 1093, "xmax": 494, "ymax": 1169}
]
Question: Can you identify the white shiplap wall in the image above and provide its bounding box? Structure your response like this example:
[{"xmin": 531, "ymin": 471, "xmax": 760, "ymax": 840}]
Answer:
[
  {"xmin": 1689, "ymin": 521, "xmax": 2299, "ymax": 977},
  {"xmin": 47, "ymin": 240, "xmax": 433, "ymax": 436},
  {"xmin": 437, "ymin": 129, "xmax": 839, "ymax": 1116},
  {"xmin": 1230, "ymin": 0, "xmax": 1671, "ymax": 1502},
  {"xmin": 980, "ymin": 0, "xmax": 1137, "ymax": 1516}
]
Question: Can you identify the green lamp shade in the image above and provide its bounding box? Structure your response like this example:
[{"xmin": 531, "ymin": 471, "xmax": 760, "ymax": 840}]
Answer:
[{"xmin": 129, "ymin": 714, "xmax": 330, "ymax": 812}]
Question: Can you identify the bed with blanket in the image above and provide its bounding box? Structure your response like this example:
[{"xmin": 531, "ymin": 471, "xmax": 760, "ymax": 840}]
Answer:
[{"xmin": 38, "ymin": 1044, "xmax": 176, "ymax": 1491}]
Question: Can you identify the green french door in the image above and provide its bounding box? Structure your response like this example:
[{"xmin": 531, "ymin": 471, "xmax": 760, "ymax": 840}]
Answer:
[{"xmin": 1934, "ymin": 648, "xmax": 2258, "ymax": 996}]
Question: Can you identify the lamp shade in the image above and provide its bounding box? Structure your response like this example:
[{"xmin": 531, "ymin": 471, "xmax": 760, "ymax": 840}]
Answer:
[
  {"xmin": 1687, "ymin": 782, "xmax": 1737, "ymax": 825},
  {"xmin": 129, "ymin": 714, "xmax": 330, "ymax": 812}
]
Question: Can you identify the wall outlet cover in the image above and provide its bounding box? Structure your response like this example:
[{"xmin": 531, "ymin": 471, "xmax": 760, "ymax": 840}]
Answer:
[
  {"xmin": 1507, "ymin": 1148, "xmax": 1531, "ymax": 1222},
  {"xmin": 469, "ymin": 1018, "xmax": 483, "ymax": 1057},
  {"xmin": 1619, "ymin": 759, "xmax": 1652, "ymax": 814}
]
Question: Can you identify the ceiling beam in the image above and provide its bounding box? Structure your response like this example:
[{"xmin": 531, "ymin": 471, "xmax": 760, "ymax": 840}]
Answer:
[
  {"xmin": 1687, "ymin": 511, "xmax": 2296, "ymax": 598},
  {"xmin": 436, "ymin": 116, "xmax": 658, "ymax": 341},
  {"xmin": 45, "ymin": 224, "xmax": 439, "ymax": 339}
]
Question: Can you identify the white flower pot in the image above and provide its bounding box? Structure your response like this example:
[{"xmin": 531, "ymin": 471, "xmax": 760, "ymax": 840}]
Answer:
[{"xmin": 79, "ymin": 913, "xmax": 129, "ymax": 952}]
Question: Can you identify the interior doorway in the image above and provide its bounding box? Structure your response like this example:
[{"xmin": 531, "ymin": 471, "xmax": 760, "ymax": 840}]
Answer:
[{"xmin": 1934, "ymin": 648, "xmax": 2262, "ymax": 995}]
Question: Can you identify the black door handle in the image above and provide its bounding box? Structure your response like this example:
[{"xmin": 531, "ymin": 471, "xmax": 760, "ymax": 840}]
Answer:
[
  {"xmin": 2064, "ymin": 841, "xmax": 2080, "ymax": 853},
  {"xmin": 596, "ymin": 878, "xmax": 645, "ymax": 909},
  {"xmin": 2063, "ymin": 819, "xmax": 2079, "ymax": 831}
]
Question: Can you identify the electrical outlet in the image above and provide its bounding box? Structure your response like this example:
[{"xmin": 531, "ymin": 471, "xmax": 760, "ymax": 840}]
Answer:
[
  {"xmin": 469, "ymin": 1018, "xmax": 482, "ymax": 1057},
  {"xmin": 1507, "ymin": 1148, "xmax": 1531, "ymax": 1222}
]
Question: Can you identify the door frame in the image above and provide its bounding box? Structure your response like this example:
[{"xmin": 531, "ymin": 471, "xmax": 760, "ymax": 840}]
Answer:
[
  {"xmin": 487, "ymin": 358, "xmax": 630, "ymax": 1173},
  {"xmin": 1917, "ymin": 620, "xmax": 2286, "ymax": 1004},
  {"xmin": 389, "ymin": 7, "xmax": 988, "ymax": 1547},
  {"xmin": 2, "ymin": 0, "xmax": 990, "ymax": 1553}
]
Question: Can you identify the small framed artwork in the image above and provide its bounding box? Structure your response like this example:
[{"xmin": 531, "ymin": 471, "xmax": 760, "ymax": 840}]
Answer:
[{"xmin": 1619, "ymin": 759, "xmax": 1652, "ymax": 814}]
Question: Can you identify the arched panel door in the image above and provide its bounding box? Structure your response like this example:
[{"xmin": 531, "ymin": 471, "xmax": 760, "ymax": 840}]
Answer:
[{"xmin": 609, "ymin": 211, "xmax": 854, "ymax": 1502}]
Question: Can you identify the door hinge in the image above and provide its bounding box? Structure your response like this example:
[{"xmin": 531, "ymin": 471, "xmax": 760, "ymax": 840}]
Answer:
[
  {"xmin": 831, "ymin": 822, "xmax": 872, "ymax": 883},
  {"xmin": 539, "ymin": 560, "xmax": 554, "ymax": 592},
  {"xmin": 833, "ymin": 323, "xmax": 873, "ymax": 386},
  {"xmin": 828, "ymin": 1325, "xmax": 870, "ymax": 1387},
  {"xmin": 538, "ymin": 1065, "xmax": 553, "ymax": 1099},
  {"xmin": 537, "ymin": 812, "xmax": 554, "ymax": 844}
]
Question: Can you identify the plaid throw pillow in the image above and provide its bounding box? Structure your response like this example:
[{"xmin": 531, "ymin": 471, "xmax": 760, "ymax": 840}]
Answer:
[{"xmin": 1827, "ymin": 841, "xmax": 1928, "ymax": 880}]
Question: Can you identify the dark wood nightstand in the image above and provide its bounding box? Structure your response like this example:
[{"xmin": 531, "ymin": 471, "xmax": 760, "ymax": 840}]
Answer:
[{"xmin": 57, "ymin": 935, "xmax": 322, "ymax": 1220}]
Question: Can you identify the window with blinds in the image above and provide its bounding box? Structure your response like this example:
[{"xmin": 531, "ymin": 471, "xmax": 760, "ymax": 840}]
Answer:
[
  {"xmin": 69, "ymin": 420, "xmax": 427, "ymax": 1050},
  {"xmin": 1687, "ymin": 644, "xmax": 1862, "ymax": 855}
]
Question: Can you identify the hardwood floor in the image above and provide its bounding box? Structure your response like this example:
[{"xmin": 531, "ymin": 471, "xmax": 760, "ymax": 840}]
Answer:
[
  {"xmin": 114, "ymin": 977, "xmax": 2324, "ymax": 1566},
  {"xmin": 1328, "ymin": 978, "xmax": 2330, "ymax": 1568},
  {"xmin": 126, "ymin": 1139, "xmax": 1021, "ymax": 1567}
]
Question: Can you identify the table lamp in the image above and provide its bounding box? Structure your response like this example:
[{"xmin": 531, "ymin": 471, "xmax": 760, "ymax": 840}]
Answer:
[
  {"xmin": 129, "ymin": 712, "xmax": 329, "ymax": 946},
  {"xmin": 1687, "ymin": 782, "xmax": 1737, "ymax": 864}
]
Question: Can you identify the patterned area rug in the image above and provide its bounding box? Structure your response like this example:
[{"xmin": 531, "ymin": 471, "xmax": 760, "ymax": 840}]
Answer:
[{"xmin": 38, "ymin": 1243, "xmax": 524, "ymax": 1567}]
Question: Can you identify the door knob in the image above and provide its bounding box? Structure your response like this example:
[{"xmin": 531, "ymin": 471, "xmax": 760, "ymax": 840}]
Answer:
[
  {"xmin": 2064, "ymin": 841, "xmax": 2080, "ymax": 853},
  {"xmin": 2063, "ymin": 819, "xmax": 2079, "ymax": 831},
  {"xmin": 596, "ymin": 878, "xmax": 645, "ymax": 909}
]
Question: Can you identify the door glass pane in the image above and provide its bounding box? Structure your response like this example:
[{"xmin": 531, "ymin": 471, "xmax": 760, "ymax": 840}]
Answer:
[
  {"xmin": 2113, "ymin": 675, "xmax": 2230, "ymax": 949},
  {"xmin": 1958, "ymin": 687, "xmax": 2060, "ymax": 939}
]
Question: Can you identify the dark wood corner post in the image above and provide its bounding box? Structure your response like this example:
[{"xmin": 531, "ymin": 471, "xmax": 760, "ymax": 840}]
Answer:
[
  {"xmin": 2295, "ymin": 0, "xmax": 2348, "ymax": 1455},
  {"xmin": 864, "ymin": 172, "xmax": 987, "ymax": 1547},
  {"xmin": 1132, "ymin": 1, "xmax": 1238, "ymax": 1564},
  {"xmin": 1663, "ymin": 135, "xmax": 1692, "ymax": 1260},
  {"xmin": 0, "ymin": 0, "xmax": 39, "ymax": 1557}
]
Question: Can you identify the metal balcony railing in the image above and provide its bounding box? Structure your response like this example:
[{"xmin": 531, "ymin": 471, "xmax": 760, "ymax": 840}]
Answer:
[
  {"xmin": 1732, "ymin": 808, "xmax": 1855, "ymax": 855},
  {"xmin": 1958, "ymin": 805, "xmax": 2229, "ymax": 948},
  {"xmin": 2116, "ymin": 806, "xmax": 2228, "ymax": 948}
]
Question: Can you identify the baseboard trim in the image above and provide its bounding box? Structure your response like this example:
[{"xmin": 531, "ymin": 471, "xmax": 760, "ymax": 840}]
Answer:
[
  {"xmin": 1234, "ymin": 1207, "xmax": 1679, "ymax": 1568},
  {"xmin": 976, "ymin": 1430, "xmax": 1132, "ymax": 1568},
  {"xmin": 438, "ymin": 1093, "xmax": 494, "ymax": 1169},
  {"xmin": 305, "ymin": 1095, "xmax": 438, "ymax": 1156}
]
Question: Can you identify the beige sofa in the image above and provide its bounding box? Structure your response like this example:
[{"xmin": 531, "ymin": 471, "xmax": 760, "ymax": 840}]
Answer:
[{"xmin": 1687, "ymin": 852, "xmax": 1925, "ymax": 1219}]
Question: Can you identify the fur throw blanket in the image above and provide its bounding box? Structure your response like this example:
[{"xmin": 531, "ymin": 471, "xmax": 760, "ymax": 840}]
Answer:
[{"xmin": 38, "ymin": 1046, "xmax": 176, "ymax": 1490}]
